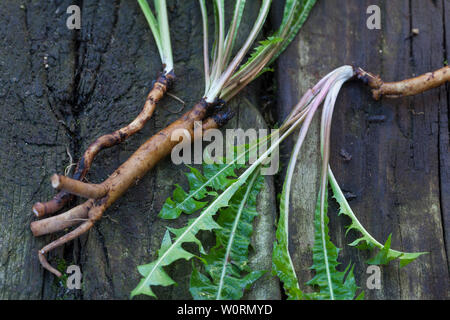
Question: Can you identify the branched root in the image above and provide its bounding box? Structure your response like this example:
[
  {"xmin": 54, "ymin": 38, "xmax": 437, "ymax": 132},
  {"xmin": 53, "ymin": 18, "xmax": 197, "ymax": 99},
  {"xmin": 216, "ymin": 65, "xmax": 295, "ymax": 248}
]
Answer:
[
  {"xmin": 32, "ymin": 71, "xmax": 175, "ymax": 218},
  {"xmin": 31, "ymin": 94, "xmax": 234, "ymax": 277}
]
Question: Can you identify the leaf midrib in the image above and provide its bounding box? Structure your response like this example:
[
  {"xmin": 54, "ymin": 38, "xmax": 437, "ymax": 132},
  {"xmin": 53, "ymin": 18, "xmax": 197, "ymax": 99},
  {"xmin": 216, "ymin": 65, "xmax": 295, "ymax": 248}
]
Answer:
[{"xmin": 216, "ymin": 171, "xmax": 258, "ymax": 299}]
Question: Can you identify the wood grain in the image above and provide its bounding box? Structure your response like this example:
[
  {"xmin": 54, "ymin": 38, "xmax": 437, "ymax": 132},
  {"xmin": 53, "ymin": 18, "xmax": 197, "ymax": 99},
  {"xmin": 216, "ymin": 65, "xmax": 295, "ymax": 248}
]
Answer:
[
  {"xmin": 0, "ymin": 0, "xmax": 279, "ymax": 299},
  {"xmin": 274, "ymin": 0, "xmax": 449, "ymax": 299},
  {"xmin": 0, "ymin": 0, "xmax": 448, "ymax": 300}
]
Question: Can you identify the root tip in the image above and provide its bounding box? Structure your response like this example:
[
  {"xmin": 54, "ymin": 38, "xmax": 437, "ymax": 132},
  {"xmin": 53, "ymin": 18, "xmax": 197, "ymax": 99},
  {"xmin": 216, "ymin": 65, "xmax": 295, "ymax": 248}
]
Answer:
[
  {"xmin": 30, "ymin": 221, "xmax": 39, "ymax": 236},
  {"xmin": 32, "ymin": 202, "xmax": 45, "ymax": 218},
  {"xmin": 38, "ymin": 250, "xmax": 63, "ymax": 278},
  {"xmin": 51, "ymin": 174, "xmax": 60, "ymax": 189}
]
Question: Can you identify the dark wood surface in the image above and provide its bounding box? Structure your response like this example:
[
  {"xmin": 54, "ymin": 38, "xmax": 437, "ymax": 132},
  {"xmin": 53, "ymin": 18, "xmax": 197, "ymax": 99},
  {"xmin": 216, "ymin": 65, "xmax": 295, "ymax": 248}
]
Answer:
[
  {"xmin": 0, "ymin": 0, "xmax": 280, "ymax": 300},
  {"xmin": 275, "ymin": 0, "xmax": 449, "ymax": 299},
  {"xmin": 0, "ymin": 0, "xmax": 448, "ymax": 300}
]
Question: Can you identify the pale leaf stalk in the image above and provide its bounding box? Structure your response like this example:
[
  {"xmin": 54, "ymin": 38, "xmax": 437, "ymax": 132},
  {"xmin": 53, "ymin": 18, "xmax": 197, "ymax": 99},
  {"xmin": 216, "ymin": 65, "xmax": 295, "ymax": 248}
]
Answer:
[
  {"xmin": 274, "ymin": 102, "xmax": 316, "ymax": 297},
  {"xmin": 205, "ymin": 0, "xmax": 272, "ymax": 102},
  {"xmin": 155, "ymin": 0, "xmax": 174, "ymax": 73},
  {"xmin": 281, "ymin": 89, "xmax": 315, "ymax": 129},
  {"xmin": 225, "ymin": 0, "xmax": 296, "ymax": 85},
  {"xmin": 138, "ymin": 0, "xmax": 163, "ymax": 61},
  {"xmin": 319, "ymin": 67, "xmax": 426, "ymax": 265},
  {"xmin": 222, "ymin": 0, "xmax": 246, "ymax": 66},
  {"xmin": 138, "ymin": 0, "xmax": 174, "ymax": 74},
  {"xmin": 209, "ymin": 0, "xmax": 226, "ymax": 86},
  {"xmin": 281, "ymin": 68, "xmax": 337, "ymax": 129},
  {"xmin": 269, "ymin": 0, "xmax": 317, "ymax": 64},
  {"xmin": 273, "ymin": 66, "xmax": 356, "ymax": 300},
  {"xmin": 317, "ymin": 66, "xmax": 354, "ymax": 299},
  {"xmin": 273, "ymin": 71, "xmax": 342, "ymax": 299},
  {"xmin": 226, "ymin": 0, "xmax": 296, "ymax": 86},
  {"xmin": 221, "ymin": 51, "xmax": 274, "ymax": 101},
  {"xmin": 224, "ymin": 42, "xmax": 274, "ymax": 91},
  {"xmin": 199, "ymin": 0, "xmax": 210, "ymax": 91},
  {"xmin": 276, "ymin": 0, "xmax": 299, "ymax": 35},
  {"xmin": 224, "ymin": 0, "xmax": 317, "ymax": 96},
  {"xmin": 282, "ymin": 73, "xmax": 341, "ymax": 224}
]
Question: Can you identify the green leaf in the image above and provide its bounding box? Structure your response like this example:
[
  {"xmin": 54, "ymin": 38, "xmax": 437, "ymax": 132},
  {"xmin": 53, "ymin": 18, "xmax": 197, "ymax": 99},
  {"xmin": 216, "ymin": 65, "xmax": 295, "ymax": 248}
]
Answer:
[
  {"xmin": 131, "ymin": 207, "xmax": 221, "ymax": 299},
  {"xmin": 272, "ymin": 86, "xmax": 324, "ymax": 300},
  {"xmin": 222, "ymin": 0, "xmax": 316, "ymax": 100},
  {"xmin": 206, "ymin": 0, "xmax": 273, "ymax": 100},
  {"xmin": 355, "ymin": 291, "xmax": 365, "ymax": 300},
  {"xmin": 158, "ymin": 160, "xmax": 242, "ymax": 220},
  {"xmin": 132, "ymin": 114, "xmax": 301, "ymax": 299},
  {"xmin": 272, "ymin": 153, "xmax": 303, "ymax": 300},
  {"xmin": 190, "ymin": 265, "xmax": 265, "ymax": 300},
  {"xmin": 131, "ymin": 230, "xmax": 184, "ymax": 298},
  {"xmin": 154, "ymin": 0, "xmax": 174, "ymax": 71},
  {"xmin": 366, "ymin": 234, "xmax": 401, "ymax": 265},
  {"xmin": 190, "ymin": 172, "xmax": 266, "ymax": 300},
  {"xmin": 131, "ymin": 134, "xmax": 282, "ymax": 299},
  {"xmin": 270, "ymin": 0, "xmax": 317, "ymax": 64},
  {"xmin": 210, "ymin": 0, "xmax": 225, "ymax": 80},
  {"xmin": 235, "ymin": 37, "xmax": 283, "ymax": 75},
  {"xmin": 138, "ymin": 0, "xmax": 173, "ymax": 72},
  {"xmin": 328, "ymin": 167, "xmax": 427, "ymax": 268},
  {"xmin": 306, "ymin": 189, "xmax": 361, "ymax": 300},
  {"xmin": 138, "ymin": 0, "xmax": 162, "ymax": 59}
]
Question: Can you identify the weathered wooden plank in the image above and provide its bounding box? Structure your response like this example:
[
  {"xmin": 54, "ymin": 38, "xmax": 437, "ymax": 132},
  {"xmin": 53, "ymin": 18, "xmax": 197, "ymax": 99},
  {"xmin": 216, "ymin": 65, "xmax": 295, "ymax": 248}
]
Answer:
[
  {"xmin": 0, "ymin": 0, "xmax": 279, "ymax": 300},
  {"xmin": 440, "ymin": 0, "xmax": 450, "ymax": 268},
  {"xmin": 0, "ymin": 0, "xmax": 77, "ymax": 299},
  {"xmin": 275, "ymin": 0, "xmax": 449, "ymax": 299},
  {"xmin": 393, "ymin": 0, "xmax": 449, "ymax": 299},
  {"xmin": 66, "ymin": 0, "xmax": 279, "ymax": 300}
]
